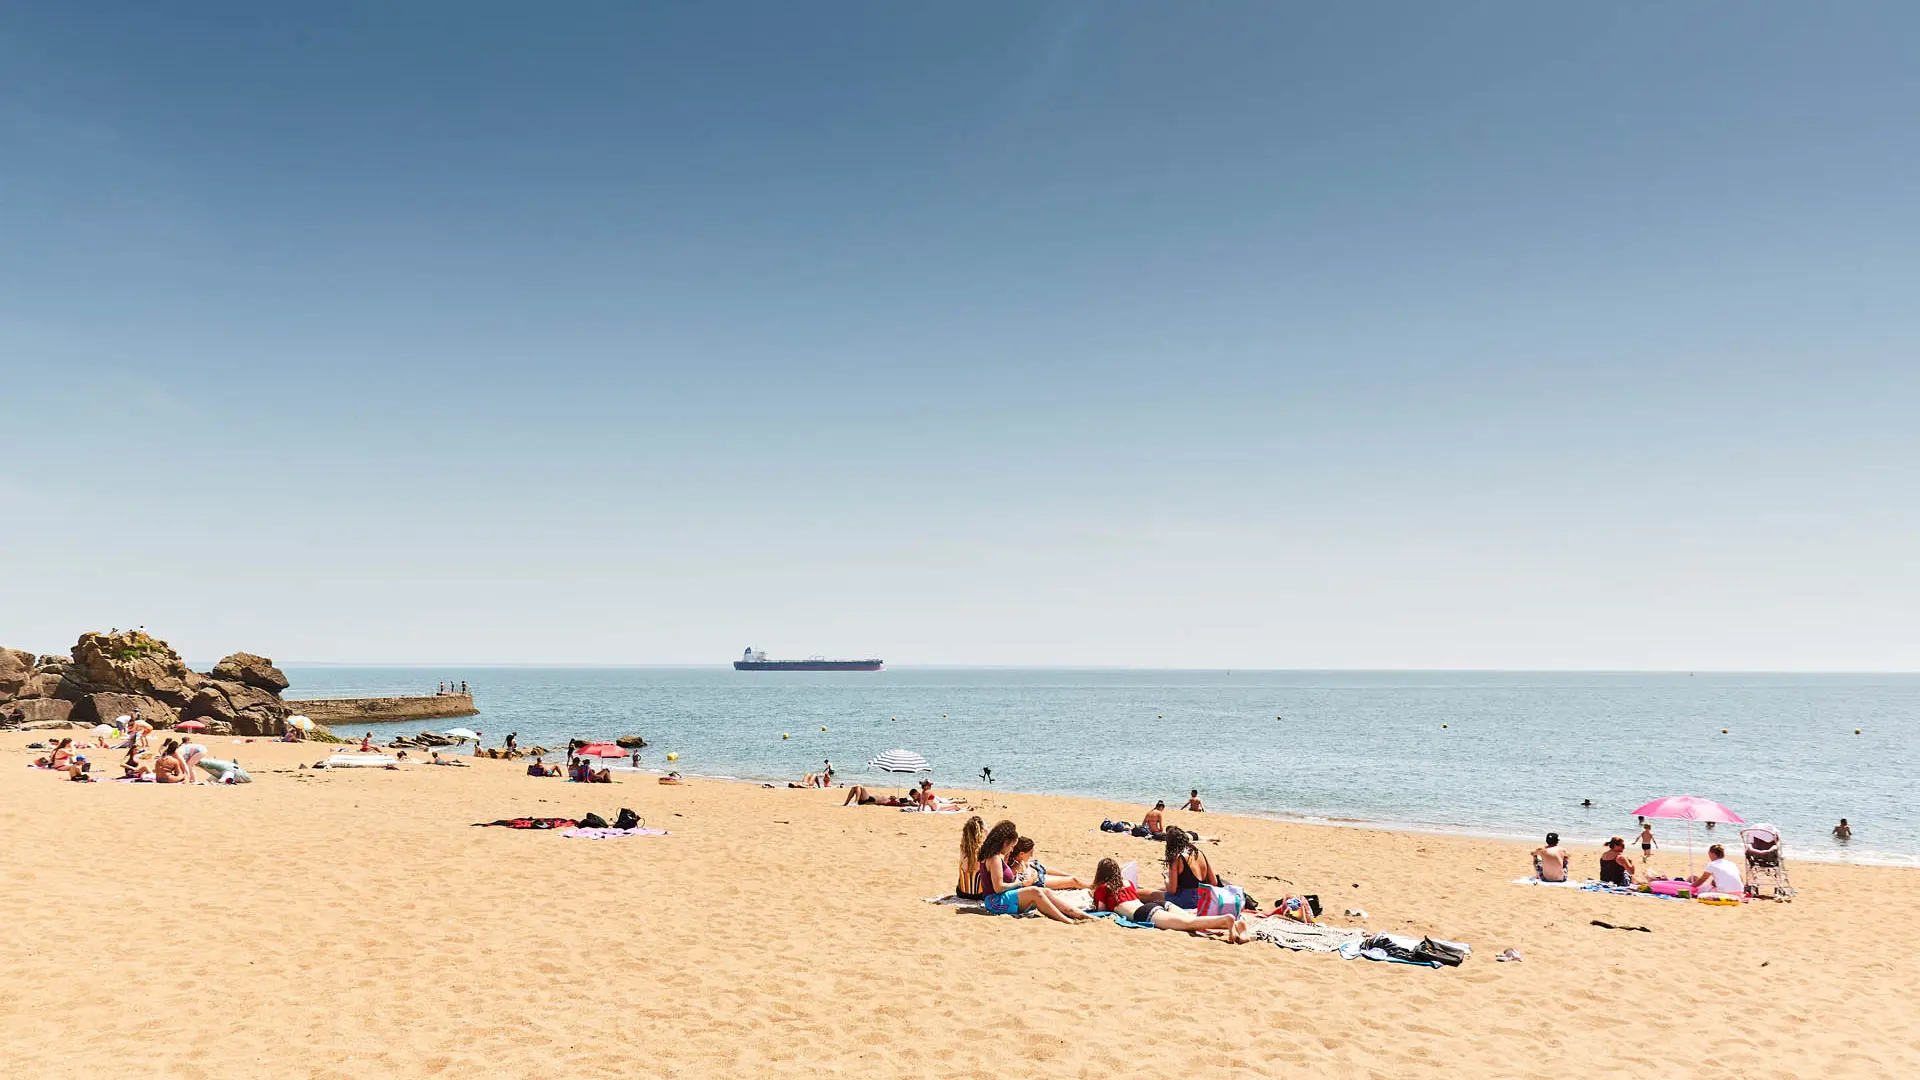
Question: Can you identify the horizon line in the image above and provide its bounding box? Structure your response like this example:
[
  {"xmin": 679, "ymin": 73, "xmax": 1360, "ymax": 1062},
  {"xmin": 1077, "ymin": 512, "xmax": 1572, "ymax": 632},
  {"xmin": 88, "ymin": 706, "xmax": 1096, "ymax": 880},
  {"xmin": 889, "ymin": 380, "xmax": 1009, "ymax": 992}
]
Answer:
[{"xmin": 258, "ymin": 662, "xmax": 1920, "ymax": 676}]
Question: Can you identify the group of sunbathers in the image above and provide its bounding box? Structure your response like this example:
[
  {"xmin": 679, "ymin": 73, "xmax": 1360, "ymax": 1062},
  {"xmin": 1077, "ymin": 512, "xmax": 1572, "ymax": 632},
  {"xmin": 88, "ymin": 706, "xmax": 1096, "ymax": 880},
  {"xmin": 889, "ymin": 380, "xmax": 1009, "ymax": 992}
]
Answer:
[
  {"xmin": 843, "ymin": 778, "xmax": 968, "ymax": 810},
  {"xmin": 952, "ymin": 816, "xmax": 1255, "ymax": 942},
  {"xmin": 33, "ymin": 735, "xmax": 218, "ymax": 784},
  {"xmin": 1532, "ymin": 830, "xmax": 1747, "ymax": 896}
]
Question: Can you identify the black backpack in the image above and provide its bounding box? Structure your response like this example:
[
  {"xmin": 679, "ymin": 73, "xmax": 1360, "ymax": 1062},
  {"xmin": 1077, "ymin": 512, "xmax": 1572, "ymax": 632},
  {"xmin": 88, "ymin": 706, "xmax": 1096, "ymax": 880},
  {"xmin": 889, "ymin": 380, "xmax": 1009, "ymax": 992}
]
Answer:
[
  {"xmin": 613, "ymin": 808, "xmax": 641, "ymax": 830},
  {"xmin": 580, "ymin": 812, "xmax": 609, "ymax": 829}
]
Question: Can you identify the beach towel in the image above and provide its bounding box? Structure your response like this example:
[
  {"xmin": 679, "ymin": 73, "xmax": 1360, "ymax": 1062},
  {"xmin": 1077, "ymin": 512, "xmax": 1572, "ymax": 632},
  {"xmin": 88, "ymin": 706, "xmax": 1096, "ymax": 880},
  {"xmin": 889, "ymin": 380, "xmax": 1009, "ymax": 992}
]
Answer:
[
  {"xmin": 1088, "ymin": 910, "xmax": 1155, "ymax": 930},
  {"xmin": 474, "ymin": 817, "xmax": 580, "ymax": 829},
  {"xmin": 1250, "ymin": 920, "xmax": 1366, "ymax": 954},
  {"xmin": 324, "ymin": 754, "xmax": 398, "ymax": 768},
  {"xmin": 1355, "ymin": 932, "xmax": 1473, "ymax": 968},
  {"xmin": 560, "ymin": 827, "xmax": 670, "ymax": 839}
]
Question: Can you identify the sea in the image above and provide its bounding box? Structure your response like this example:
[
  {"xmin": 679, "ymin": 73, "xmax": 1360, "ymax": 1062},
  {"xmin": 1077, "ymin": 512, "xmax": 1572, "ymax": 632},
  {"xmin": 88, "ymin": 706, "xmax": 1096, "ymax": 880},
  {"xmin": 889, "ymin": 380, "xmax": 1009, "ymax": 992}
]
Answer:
[{"xmin": 282, "ymin": 667, "xmax": 1919, "ymax": 868}]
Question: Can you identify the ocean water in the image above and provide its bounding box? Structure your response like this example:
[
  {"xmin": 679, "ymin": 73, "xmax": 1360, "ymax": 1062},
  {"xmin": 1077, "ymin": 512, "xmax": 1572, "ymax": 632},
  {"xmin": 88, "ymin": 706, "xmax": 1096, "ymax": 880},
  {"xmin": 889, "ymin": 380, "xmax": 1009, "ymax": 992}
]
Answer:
[{"xmin": 283, "ymin": 667, "xmax": 1919, "ymax": 867}]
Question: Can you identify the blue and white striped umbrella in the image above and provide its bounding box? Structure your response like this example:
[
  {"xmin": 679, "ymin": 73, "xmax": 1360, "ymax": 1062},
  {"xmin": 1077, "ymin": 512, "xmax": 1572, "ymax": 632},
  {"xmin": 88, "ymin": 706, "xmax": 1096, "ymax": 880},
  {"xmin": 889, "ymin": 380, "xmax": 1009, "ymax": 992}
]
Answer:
[{"xmin": 868, "ymin": 749, "xmax": 931, "ymax": 773}]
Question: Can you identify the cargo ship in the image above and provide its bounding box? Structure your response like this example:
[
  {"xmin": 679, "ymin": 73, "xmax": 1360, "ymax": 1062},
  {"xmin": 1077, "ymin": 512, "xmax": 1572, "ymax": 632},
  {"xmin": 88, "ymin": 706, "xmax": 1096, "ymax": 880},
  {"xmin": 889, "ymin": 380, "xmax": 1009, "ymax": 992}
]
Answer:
[{"xmin": 734, "ymin": 647, "xmax": 883, "ymax": 672}]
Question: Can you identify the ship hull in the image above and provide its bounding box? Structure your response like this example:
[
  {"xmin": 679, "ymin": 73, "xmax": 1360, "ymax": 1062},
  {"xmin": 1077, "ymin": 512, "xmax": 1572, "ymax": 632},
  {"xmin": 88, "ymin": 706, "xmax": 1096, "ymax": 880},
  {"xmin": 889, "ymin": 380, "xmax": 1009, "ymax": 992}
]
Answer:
[{"xmin": 734, "ymin": 660, "xmax": 883, "ymax": 671}]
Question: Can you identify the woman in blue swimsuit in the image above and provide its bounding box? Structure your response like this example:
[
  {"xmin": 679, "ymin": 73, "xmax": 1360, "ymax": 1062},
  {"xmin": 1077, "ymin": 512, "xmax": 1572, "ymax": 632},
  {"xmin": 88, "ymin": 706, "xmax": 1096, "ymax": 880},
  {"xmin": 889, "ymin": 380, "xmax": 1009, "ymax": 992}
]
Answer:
[{"xmin": 976, "ymin": 820, "xmax": 1091, "ymax": 924}]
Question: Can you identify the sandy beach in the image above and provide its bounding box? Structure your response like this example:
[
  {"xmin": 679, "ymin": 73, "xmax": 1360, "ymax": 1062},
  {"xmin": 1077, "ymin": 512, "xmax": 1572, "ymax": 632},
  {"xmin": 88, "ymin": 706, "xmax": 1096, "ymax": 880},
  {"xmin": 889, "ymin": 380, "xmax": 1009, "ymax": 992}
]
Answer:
[{"xmin": 3, "ymin": 732, "xmax": 1915, "ymax": 1078}]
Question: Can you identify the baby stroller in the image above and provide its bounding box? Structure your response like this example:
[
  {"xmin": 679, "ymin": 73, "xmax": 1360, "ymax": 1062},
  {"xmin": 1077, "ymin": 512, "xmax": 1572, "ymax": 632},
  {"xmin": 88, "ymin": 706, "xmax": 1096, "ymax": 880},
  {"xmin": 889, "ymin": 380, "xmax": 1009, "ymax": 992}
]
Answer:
[{"xmin": 1740, "ymin": 824, "xmax": 1794, "ymax": 899}]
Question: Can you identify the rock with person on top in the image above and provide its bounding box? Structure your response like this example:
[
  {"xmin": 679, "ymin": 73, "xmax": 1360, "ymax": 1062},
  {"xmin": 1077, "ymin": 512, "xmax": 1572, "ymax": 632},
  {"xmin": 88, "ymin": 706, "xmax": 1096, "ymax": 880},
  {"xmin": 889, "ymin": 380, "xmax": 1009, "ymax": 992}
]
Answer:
[{"xmin": 1, "ymin": 629, "xmax": 294, "ymax": 737}]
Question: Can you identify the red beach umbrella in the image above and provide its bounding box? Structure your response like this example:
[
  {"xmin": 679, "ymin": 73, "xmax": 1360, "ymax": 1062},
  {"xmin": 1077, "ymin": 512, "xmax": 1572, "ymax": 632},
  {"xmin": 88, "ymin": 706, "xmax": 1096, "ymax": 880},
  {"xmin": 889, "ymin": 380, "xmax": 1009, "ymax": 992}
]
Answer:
[
  {"xmin": 175, "ymin": 720, "xmax": 209, "ymax": 732},
  {"xmin": 575, "ymin": 743, "xmax": 627, "ymax": 758}
]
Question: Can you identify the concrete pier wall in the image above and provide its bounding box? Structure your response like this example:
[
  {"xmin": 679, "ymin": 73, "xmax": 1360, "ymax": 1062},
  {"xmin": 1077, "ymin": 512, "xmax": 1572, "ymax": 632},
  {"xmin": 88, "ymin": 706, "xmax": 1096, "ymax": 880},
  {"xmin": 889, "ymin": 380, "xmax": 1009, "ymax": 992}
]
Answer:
[{"xmin": 285, "ymin": 692, "xmax": 478, "ymax": 725}]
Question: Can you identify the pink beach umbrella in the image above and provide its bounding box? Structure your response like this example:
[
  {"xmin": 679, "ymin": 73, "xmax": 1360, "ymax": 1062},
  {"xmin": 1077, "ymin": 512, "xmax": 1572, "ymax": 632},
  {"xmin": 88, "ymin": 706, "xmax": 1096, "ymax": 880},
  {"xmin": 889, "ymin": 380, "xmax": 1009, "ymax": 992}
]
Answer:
[
  {"xmin": 574, "ymin": 743, "xmax": 627, "ymax": 759},
  {"xmin": 174, "ymin": 720, "xmax": 209, "ymax": 733},
  {"xmin": 1630, "ymin": 796, "xmax": 1745, "ymax": 878}
]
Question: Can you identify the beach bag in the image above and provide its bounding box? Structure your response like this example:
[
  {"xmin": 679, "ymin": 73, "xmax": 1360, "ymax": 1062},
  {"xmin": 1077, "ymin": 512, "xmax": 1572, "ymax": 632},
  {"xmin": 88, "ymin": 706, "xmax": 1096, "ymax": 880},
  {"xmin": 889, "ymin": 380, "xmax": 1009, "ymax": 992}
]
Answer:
[
  {"xmin": 580, "ymin": 812, "xmax": 609, "ymax": 829},
  {"xmin": 1193, "ymin": 884, "xmax": 1244, "ymax": 919},
  {"xmin": 613, "ymin": 808, "xmax": 641, "ymax": 830},
  {"xmin": 1130, "ymin": 824, "xmax": 1152, "ymax": 838},
  {"xmin": 1413, "ymin": 938, "xmax": 1468, "ymax": 967}
]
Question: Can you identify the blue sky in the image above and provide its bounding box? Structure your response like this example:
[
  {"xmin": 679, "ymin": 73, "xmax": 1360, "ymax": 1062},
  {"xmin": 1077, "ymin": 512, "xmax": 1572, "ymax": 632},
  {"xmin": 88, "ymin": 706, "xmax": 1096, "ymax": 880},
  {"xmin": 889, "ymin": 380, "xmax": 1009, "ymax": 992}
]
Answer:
[{"xmin": 2, "ymin": 3, "xmax": 1915, "ymax": 668}]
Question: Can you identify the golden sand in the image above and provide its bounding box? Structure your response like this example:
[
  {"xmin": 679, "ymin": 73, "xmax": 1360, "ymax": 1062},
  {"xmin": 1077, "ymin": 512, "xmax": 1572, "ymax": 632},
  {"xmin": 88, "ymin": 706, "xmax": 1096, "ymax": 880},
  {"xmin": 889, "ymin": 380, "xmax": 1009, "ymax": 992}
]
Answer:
[{"xmin": 3, "ymin": 732, "xmax": 1914, "ymax": 1078}]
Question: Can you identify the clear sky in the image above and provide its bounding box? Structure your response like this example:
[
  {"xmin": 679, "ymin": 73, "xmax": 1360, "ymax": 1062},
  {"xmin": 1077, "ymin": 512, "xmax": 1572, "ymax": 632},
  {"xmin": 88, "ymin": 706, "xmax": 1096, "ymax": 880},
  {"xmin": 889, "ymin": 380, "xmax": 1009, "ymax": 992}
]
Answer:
[{"xmin": 3, "ymin": 3, "xmax": 1915, "ymax": 668}]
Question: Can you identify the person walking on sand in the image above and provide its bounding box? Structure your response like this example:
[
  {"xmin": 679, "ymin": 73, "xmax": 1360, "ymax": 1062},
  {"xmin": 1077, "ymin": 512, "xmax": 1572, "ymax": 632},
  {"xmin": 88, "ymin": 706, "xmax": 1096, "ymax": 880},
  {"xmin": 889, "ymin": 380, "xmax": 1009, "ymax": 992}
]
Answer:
[{"xmin": 1635, "ymin": 822, "xmax": 1657, "ymax": 861}]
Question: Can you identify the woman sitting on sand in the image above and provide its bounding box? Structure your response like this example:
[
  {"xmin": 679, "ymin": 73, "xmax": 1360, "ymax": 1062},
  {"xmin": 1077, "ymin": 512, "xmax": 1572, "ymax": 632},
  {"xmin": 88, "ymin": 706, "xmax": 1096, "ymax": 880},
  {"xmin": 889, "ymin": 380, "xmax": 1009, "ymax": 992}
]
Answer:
[
  {"xmin": 975, "ymin": 820, "xmax": 1092, "ymax": 924},
  {"xmin": 39, "ymin": 738, "xmax": 77, "ymax": 770},
  {"xmin": 154, "ymin": 740, "xmax": 189, "ymax": 784},
  {"xmin": 1162, "ymin": 826, "xmax": 1229, "ymax": 910},
  {"xmin": 121, "ymin": 746, "xmax": 154, "ymax": 781},
  {"xmin": 1007, "ymin": 836, "xmax": 1089, "ymax": 890},
  {"xmin": 956, "ymin": 817, "xmax": 986, "ymax": 899},
  {"xmin": 1091, "ymin": 859, "xmax": 1253, "ymax": 941}
]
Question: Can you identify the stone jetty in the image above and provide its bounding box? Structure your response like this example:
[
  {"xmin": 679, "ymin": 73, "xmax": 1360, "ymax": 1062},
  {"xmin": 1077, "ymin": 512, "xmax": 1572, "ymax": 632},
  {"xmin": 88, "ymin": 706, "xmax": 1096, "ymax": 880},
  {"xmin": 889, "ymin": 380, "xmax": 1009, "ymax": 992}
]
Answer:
[{"xmin": 287, "ymin": 693, "xmax": 478, "ymax": 726}]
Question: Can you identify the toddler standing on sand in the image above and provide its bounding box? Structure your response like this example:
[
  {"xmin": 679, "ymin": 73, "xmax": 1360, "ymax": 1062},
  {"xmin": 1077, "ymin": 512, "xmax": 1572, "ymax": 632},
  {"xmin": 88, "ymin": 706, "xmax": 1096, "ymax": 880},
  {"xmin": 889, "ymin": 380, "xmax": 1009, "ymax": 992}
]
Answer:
[{"xmin": 1635, "ymin": 823, "xmax": 1657, "ymax": 861}]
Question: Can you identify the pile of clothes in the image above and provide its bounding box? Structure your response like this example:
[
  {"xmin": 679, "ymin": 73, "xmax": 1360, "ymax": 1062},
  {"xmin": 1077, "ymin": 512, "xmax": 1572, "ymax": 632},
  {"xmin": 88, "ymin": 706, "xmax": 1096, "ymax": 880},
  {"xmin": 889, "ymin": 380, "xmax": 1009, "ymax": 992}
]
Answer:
[{"xmin": 474, "ymin": 808, "xmax": 643, "ymax": 830}]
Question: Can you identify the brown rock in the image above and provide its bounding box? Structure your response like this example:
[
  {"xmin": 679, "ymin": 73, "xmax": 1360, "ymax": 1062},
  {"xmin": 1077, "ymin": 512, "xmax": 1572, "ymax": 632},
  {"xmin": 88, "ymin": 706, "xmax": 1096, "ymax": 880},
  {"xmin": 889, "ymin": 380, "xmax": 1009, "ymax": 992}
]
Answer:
[
  {"xmin": 210, "ymin": 652, "xmax": 290, "ymax": 694},
  {"xmin": 74, "ymin": 692, "xmax": 178, "ymax": 728},
  {"xmin": 182, "ymin": 686, "xmax": 237, "ymax": 724},
  {"xmin": 18, "ymin": 719, "xmax": 85, "ymax": 731},
  {"xmin": 0, "ymin": 647, "xmax": 34, "ymax": 698},
  {"xmin": 68, "ymin": 630, "xmax": 196, "ymax": 696},
  {"xmin": 13, "ymin": 672, "xmax": 64, "ymax": 700},
  {"xmin": 4, "ymin": 698, "xmax": 75, "ymax": 725},
  {"xmin": 180, "ymin": 681, "xmax": 286, "ymax": 737}
]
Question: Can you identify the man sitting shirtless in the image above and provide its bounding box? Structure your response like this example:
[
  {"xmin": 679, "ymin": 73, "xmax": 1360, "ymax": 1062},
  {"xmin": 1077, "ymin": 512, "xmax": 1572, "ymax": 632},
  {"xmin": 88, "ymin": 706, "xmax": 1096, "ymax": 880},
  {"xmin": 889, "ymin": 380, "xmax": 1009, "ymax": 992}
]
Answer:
[{"xmin": 1531, "ymin": 832, "xmax": 1571, "ymax": 881}]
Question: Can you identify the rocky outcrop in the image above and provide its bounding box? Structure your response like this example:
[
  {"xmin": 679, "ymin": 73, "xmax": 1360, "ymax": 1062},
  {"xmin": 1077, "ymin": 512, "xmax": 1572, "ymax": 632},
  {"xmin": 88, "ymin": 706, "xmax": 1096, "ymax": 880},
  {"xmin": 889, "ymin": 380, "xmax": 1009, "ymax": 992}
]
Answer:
[
  {"xmin": 210, "ymin": 652, "xmax": 290, "ymax": 694},
  {"xmin": 14, "ymin": 672, "xmax": 65, "ymax": 699},
  {"xmin": 180, "ymin": 682, "xmax": 288, "ymax": 737},
  {"xmin": 0, "ymin": 647, "xmax": 34, "ymax": 697},
  {"xmin": 615, "ymin": 735, "xmax": 648, "ymax": 749},
  {"xmin": 2, "ymin": 698, "xmax": 75, "ymax": 726},
  {"xmin": 75, "ymin": 692, "xmax": 178, "ymax": 727},
  {"xmin": 2, "ymin": 630, "xmax": 292, "ymax": 737}
]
